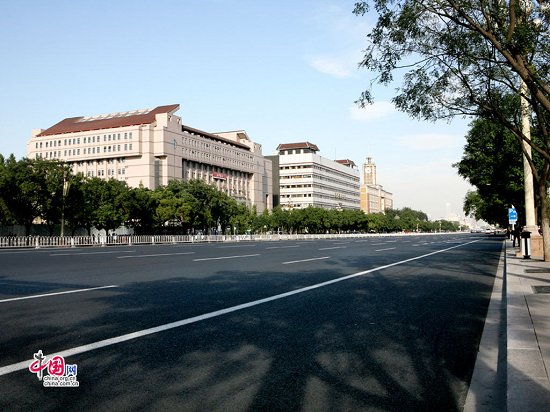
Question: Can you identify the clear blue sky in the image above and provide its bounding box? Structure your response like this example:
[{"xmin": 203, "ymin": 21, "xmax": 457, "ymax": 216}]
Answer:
[{"xmin": 0, "ymin": 0, "xmax": 473, "ymax": 220}]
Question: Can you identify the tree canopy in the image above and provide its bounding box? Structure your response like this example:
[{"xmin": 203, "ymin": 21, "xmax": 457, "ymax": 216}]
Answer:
[
  {"xmin": 0, "ymin": 156, "xmax": 462, "ymax": 236},
  {"xmin": 455, "ymin": 117, "xmax": 526, "ymax": 225},
  {"xmin": 353, "ymin": 0, "xmax": 550, "ymax": 256}
]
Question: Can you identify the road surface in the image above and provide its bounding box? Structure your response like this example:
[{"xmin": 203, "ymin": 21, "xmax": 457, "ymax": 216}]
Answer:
[{"xmin": 0, "ymin": 233, "xmax": 503, "ymax": 411}]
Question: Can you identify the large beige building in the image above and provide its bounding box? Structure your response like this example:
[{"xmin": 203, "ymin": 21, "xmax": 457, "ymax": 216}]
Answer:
[
  {"xmin": 27, "ymin": 104, "xmax": 272, "ymax": 213},
  {"xmin": 360, "ymin": 156, "xmax": 393, "ymax": 214},
  {"xmin": 271, "ymin": 142, "xmax": 360, "ymax": 210}
]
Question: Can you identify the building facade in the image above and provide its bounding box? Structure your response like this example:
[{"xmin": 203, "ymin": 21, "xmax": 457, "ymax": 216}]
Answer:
[
  {"xmin": 27, "ymin": 104, "xmax": 272, "ymax": 213},
  {"xmin": 272, "ymin": 142, "xmax": 360, "ymax": 210},
  {"xmin": 360, "ymin": 156, "xmax": 393, "ymax": 214}
]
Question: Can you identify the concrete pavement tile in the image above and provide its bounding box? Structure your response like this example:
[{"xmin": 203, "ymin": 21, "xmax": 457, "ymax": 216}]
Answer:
[
  {"xmin": 508, "ymin": 312, "xmax": 533, "ymax": 328},
  {"xmin": 508, "ymin": 328, "xmax": 540, "ymax": 349},
  {"xmin": 507, "ymin": 296, "xmax": 529, "ymax": 308},
  {"xmin": 508, "ymin": 349, "xmax": 547, "ymax": 379},
  {"xmin": 507, "ymin": 377, "xmax": 550, "ymax": 412}
]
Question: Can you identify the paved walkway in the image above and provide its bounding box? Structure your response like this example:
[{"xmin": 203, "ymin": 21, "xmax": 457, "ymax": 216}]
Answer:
[{"xmin": 465, "ymin": 238, "xmax": 550, "ymax": 411}]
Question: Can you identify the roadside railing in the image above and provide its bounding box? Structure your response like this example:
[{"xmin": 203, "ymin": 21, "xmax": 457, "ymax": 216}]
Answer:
[{"xmin": 0, "ymin": 232, "xmax": 466, "ymax": 249}]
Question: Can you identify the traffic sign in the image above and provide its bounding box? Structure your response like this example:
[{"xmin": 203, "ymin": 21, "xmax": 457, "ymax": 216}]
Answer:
[{"xmin": 509, "ymin": 207, "xmax": 518, "ymax": 224}]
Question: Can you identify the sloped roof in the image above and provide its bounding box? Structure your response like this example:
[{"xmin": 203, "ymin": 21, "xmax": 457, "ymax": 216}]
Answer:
[
  {"xmin": 335, "ymin": 159, "xmax": 357, "ymax": 168},
  {"xmin": 36, "ymin": 104, "xmax": 180, "ymax": 137},
  {"xmin": 276, "ymin": 142, "xmax": 319, "ymax": 152}
]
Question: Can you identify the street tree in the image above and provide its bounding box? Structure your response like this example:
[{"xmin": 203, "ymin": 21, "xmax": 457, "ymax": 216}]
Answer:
[
  {"xmin": 455, "ymin": 117, "xmax": 526, "ymax": 225},
  {"xmin": 353, "ymin": 0, "xmax": 550, "ymax": 257},
  {"xmin": 64, "ymin": 173, "xmax": 95, "ymax": 235},
  {"xmin": 184, "ymin": 179, "xmax": 218, "ymax": 233},
  {"xmin": 86, "ymin": 178, "xmax": 131, "ymax": 235},
  {"xmin": 127, "ymin": 186, "xmax": 158, "ymax": 234},
  {"xmin": 32, "ymin": 159, "xmax": 71, "ymax": 235},
  {"xmin": 0, "ymin": 156, "xmax": 43, "ymax": 235},
  {"xmin": 229, "ymin": 203, "xmax": 254, "ymax": 235},
  {"xmin": 0, "ymin": 154, "xmax": 14, "ymax": 227},
  {"xmin": 153, "ymin": 184, "xmax": 194, "ymax": 232},
  {"xmin": 366, "ymin": 212, "xmax": 388, "ymax": 232}
]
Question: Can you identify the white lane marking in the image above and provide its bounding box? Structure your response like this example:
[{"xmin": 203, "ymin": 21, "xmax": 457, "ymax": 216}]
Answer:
[
  {"xmin": 318, "ymin": 246, "xmax": 345, "ymax": 251},
  {"xmin": 0, "ymin": 240, "xmax": 479, "ymax": 377},
  {"xmin": 0, "ymin": 285, "xmax": 118, "ymax": 304},
  {"xmin": 117, "ymin": 252, "xmax": 195, "ymax": 259},
  {"xmin": 193, "ymin": 254, "xmax": 260, "ymax": 262},
  {"xmin": 282, "ymin": 256, "xmax": 330, "ymax": 265},
  {"xmin": 218, "ymin": 245, "xmax": 257, "ymax": 248},
  {"xmin": 51, "ymin": 251, "xmax": 136, "ymax": 256},
  {"xmin": 375, "ymin": 247, "xmax": 396, "ymax": 252},
  {"xmin": 0, "ymin": 249, "xmax": 68, "ymax": 255},
  {"xmin": 265, "ymin": 245, "xmax": 300, "ymax": 249}
]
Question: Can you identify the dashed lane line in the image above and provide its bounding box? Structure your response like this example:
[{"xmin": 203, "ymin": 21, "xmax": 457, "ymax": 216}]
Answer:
[
  {"xmin": 0, "ymin": 285, "xmax": 118, "ymax": 304},
  {"xmin": 193, "ymin": 254, "xmax": 260, "ymax": 262},
  {"xmin": 282, "ymin": 256, "xmax": 330, "ymax": 264},
  {"xmin": 117, "ymin": 252, "xmax": 195, "ymax": 259},
  {"xmin": 51, "ymin": 251, "xmax": 136, "ymax": 256}
]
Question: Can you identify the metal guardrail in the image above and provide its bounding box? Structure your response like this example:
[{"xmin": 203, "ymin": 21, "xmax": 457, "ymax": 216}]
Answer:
[{"xmin": 0, "ymin": 232, "xmax": 462, "ymax": 249}]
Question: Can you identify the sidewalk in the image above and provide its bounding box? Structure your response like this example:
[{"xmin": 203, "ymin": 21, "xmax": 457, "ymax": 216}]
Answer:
[
  {"xmin": 506, "ymin": 239, "xmax": 550, "ymax": 410},
  {"xmin": 465, "ymin": 238, "xmax": 550, "ymax": 411}
]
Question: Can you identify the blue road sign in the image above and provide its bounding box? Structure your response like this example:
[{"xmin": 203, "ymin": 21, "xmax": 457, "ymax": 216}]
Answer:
[{"xmin": 509, "ymin": 208, "xmax": 518, "ymax": 223}]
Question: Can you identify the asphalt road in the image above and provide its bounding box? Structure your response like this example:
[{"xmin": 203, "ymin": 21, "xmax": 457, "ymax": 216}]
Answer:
[{"xmin": 0, "ymin": 233, "xmax": 504, "ymax": 411}]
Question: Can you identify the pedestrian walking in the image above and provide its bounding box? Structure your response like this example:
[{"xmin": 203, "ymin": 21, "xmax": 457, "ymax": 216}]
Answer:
[{"xmin": 513, "ymin": 224, "xmax": 521, "ymax": 247}]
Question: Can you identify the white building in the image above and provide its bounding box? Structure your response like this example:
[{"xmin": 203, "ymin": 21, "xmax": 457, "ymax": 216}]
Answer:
[
  {"xmin": 274, "ymin": 142, "xmax": 360, "ymax": 210},
  {"xmin": 27, "ymin": 104, "xmax": 272, "ymax": 213}
]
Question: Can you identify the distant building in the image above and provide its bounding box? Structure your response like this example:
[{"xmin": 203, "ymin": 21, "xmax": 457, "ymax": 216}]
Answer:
[
  {"xmin": 27, "ymin": 104, "xmax": 272, "ymax": 213},
  {"xmin": 360, "ymin": 156, "xmax": 393, "ymax": 214},
  {"xmin": 268, "ymin": 142, "xmax": 360, "ymax": 210}
]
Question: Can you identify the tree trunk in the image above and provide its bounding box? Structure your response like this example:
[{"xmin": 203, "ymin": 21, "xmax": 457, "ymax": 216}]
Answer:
[{"xmin": 539, "ymin": 181, "xmax": 550, "ymax": 261}]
